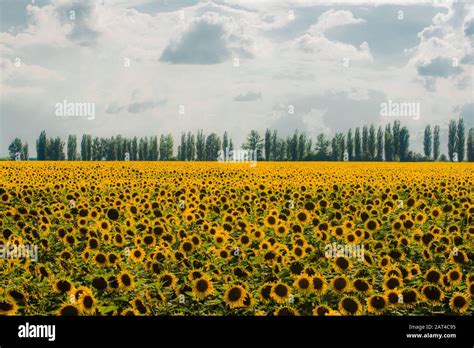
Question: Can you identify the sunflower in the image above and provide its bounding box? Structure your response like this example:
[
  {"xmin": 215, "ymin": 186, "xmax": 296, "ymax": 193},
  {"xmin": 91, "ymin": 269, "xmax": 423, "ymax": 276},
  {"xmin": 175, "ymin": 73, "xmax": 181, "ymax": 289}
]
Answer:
[
  {"xmin": 353, "ymin": 279, "xmax": 372, "ymax": 294},
  {"xmin": 117, "ymin": 271, "xmax": 134, "ymax": 289},
  {"xmin": 130, "ymin": 248, "xmax": 145, "ymax": 262},
  {"xmin": 421, "ymin": 285, "xmax": 444, "ymax": 303},
  {"xmin": 113, "ymin": 233, "xmax": 125, "ymax": 247},
  {"xmin": 253, "ymin": 229, "xmax": 265, "ymax": 240},
  {"xmin": 0, "ymin": 299, "xmax": 17, "ymax": 315},
  {"xmin": 8, "ymin": 289, "xmax": 27, "ymax": 305},
  {"xmin": 424, "ymin": 268, "xmax": 442, "ymax": 284},
  {"xmin": 107, "ymin": 208, "xmax": 120, "ymax": 221},
  {"xmin": 467, "ymin": 282, "xmax": 474, "ymax": 297},
  {"xmin": 343, "ymin": 220, "xmax": 355, "ymax": 230},
  {"xmin": 192, "ymin": 276, "xmax": 214, "ymax": 299},
  {"xmin": 414, "ymin": 212, "xmax": 427, "ymax": 224},
  {"xmin": 291, "ymin": 245, "xmax": 306, "ymax": 259},
  {"xmin": 392, "ymin": 219, "xmax": 403, "ymax": 231},
  {"xmin": 383, "ymin": 277, "xmax": 402, "ymax": 291},
  {"xmin": 259, "ymin": 240, "xmax": 271, "ymax": 250},
  {"xmin": 237, "ymin": 234, "xmax": 251, "ymax": 247},
  {"xmin": 242, "ymin": 292, "xmax": 253, "ymax": 308},
  {"xmin": 94, "ymin": 252, "xmax": 108, "ymax": 266},
  {"xmin": 312, "ymin": 305, "xmax": 331, "ymax": 316},
  {"xmin": 334, "ymin": 256, "xmax": 351, "ymax": 272},
  {"xmin": 224, "ymin": 285, "xmax": 247, "ymax": 309},
  {"xmin": 121, "ymin": 308, "xmax": 137, "ymax": 316},
  {"xmin": 338, "ymin": 296, "xmax": 362, "ymax": 315},
  {"xmin": 378, "ymin": 256, "xmax": 391, "ymax": 268},
  {"xmin": 296, "ymin": 210, "xmax": 309, "ymax": 223},
  {"xmin": 367, "ymin": 295, "xmax": 387, "ymax": 313},
  {"xmin": 258, "ymin": 283, "xmax": 273, "ymax": 303},
  {"xmin": 159, "ymin": 272, "xmax": 177, "ymax": 289},
  {"xmin": 91, "ymin": 276, "xmax": 108, "ymax": 291},
  {"xmin": 385, "ymin": 290, "xmax": 400, "ymax": 305},
  {"xmin": 53, "ymin": 279, "xmax": 74, "ymax": 294},
  {"xmin": 331, "ymin": 275, "xmax": 350, "ymax": 293},
  {"xmin": 422, "ymin": 249, "xmax": 431, "ymax": 261},
  {"xmin": 88, "ymin": 237, "xmax": 100, "ymax": 250},
  {"xmin": 132, "ymin": 298, "xmax": 148, "ymax": 315},
  {"xmin": 146, "ymin": 289, "xmax": 165, "ymax": 303},
  {"xmin": 441, "ymin": 275, "xmax": 453, "ymax": 289},
  {"xmin": 216, "ymin": 248, "xmax": 231, "ymax": 260},
  {"xmin": 188, "ymin": 270, "xmax": 203, "ymax": 281},
  {"xmin": 264, "ymin": 215, "xmax": 278, "ymax": 227},
  {"xmin": 73, "ymin": 286, "xmax": 92, "ymax": 302},
  {"xmin": 449, "ymin": 293, "xmax": 470, "ymax": 313},
  {"xmin": 451, "ymin": 250, "xmax": 468, "ymax": 264},
  {"xmin": 388, "ymin": 265, "xmax": 405, "ymax": 277},
  {"xmin": 262, "ymin": 249, "xmax": 278, "ymax": 264},
  {"xmin": 344, "ymin": 233, "xmax": 357, "ymax": 244},
  {"xmin": 1, "ymin": 192, "xmax": 11, "ymax": 204},
  {"xmin": 431, "ymin": 207, "xmax": 441, "ymax": 219},
  {"xmin": 97, "ymin": 220, "xmax": 111, "ymax": 233},
  {"xmin": 365, "ymin": 219, "xmax": 379, "ymax": 231},
  {"xmin": 58, "ymin": 303, "xmax": 80, "ymax": 316},
  {"xmin": 274, "ymin": 225, "xmax": 288, "ymax": 237},
  {"xmin": 179, "ymin": 240, "xmax": 194, "ymax": 254},
  {"xmin": 270, "ymin": 283, "xmax": 291, "ymax": 303},
  {"xmin": 274, "ymin": 306, "xmax": 299, "ymax": 316},
  {"xmin": 399, "ymin": 289, "xmax": 420, "ymax": 307},
  {"xmin": 78, "ymin": 293, "xmax": 96, "ymax": 314},
  {"xmin": 143, "ymin": 234, "xmax": 156, "ymax": 246},
  {"xmin": 409, "ymin": 264, "xmax": 421, "ymax": 278},
  {"xmin": 293, "ymin": 274, "xmax": 313, "ymax": 294}
]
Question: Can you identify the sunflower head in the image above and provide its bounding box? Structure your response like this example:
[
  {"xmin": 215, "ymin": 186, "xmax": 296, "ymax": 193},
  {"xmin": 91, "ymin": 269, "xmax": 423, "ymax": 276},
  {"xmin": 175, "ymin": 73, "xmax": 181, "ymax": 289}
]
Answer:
[
  {"xmin": 270, "ymin": 283, "xmax": 291, "ymax": 303},
  {"xmin": 353, "ymin": 278, "xmax": 372, "ymax": 294},
  {"xmin": 367, "ymin": 295, "xmax": 387, "ymax": 313},
  {"xmin": 192, "ymin": 276, "xmax": 214, "ymax": 299},
  {"xmin": 58, "ymin": 303, "xmax": 80, "ymax": 316},
  {"xmin": 224, "ymin": 285, "xmax": 247, "ymax": 309},
  {"xmin": 0, "ymin": 299, "xmax": 17, "ymax": 315},
  {"xmin": 274, "ymin": 306, "xmax": 299, "ymax": 316},
  {"xmin": 312, "ymin": 305, "xmax": 331, "ymax": 316},
  {"xmin": 422, "ymin": 285, "xmax": 444, "ymax": 303},
  {"xmin": 293, "ymin": 275, "xmax": 312, "ymax": 294},
  {"xmin": 424, "ymin": 268, "xmax": 442, "ymax": 284},
  {"xmin": 338, "ymin": 296, "xmax": 362, "ymax": 316},
  {"xmin": 78, "ymin": 293, "xmax": 96, "ymax": 314},
  {"xmin": 117, "ymin": 271, "xmax": 134, "ymax": 289},
  {"xmin": 449, "ymin": 293, "xmax": 470, "ymax": 313},
  {"xmin": 331, "ymin": 275, "xmax": 350, "ymax": 293}
]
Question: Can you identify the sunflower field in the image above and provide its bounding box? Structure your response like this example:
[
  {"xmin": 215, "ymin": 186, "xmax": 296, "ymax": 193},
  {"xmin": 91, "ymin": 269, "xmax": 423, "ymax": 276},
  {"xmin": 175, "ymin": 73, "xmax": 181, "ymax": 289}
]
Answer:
[{"xmin": 0, "ymin": 162, "xmax": 472, "ymax": 316}]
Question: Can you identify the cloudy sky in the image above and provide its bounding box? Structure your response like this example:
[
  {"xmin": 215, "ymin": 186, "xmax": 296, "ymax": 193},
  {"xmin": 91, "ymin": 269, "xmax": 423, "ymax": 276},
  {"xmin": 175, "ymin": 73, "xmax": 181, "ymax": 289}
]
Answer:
[{"xmin": 0, "ymin": 0, "xmax": 473, "ymax": 157}]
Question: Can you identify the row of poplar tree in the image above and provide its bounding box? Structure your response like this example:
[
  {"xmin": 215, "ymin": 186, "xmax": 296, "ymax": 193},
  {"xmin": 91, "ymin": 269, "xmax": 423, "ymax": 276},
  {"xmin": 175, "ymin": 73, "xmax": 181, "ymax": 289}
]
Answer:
[{"xmin": 7, "ymin": 118, "xmax": 473, "ymax": 161}]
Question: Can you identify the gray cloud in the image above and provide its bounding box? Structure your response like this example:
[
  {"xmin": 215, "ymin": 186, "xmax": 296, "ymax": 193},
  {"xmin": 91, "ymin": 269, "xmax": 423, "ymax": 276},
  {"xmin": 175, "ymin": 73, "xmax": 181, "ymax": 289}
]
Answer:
[
  {"xmin": 458, "ymin": 103, "xmax": 474, "ymax": 129},
  {"xmin": 105, "ymin": 102, "xmax": 124, "ymax": 114},
  {"xmin": 465, "ymin": 19, "xmax": 474, "ymax": 37},
  {"xmin": 270, "ymin": 90, "xmax": 386, "ymax": 138},
  {"xmin": 234, "ymin": 92, "xmax": 261, "ymax": 102},
  {"xmin": 1, "ymin": 0, "xmax": 472, "ymax": 158},
  {"xmin": 56, "ymin": 1, "xmax": 100, "ymax": 46},
  {"xmin": 417, "ymin": 57, "xmax": 462, "ymax": 78},
  {"xmin": 128, "ymin": 101, "xmax": 163, "ymax": 113},
  {"xmin": 105, "ymin": 100, "xmax": 165, "ymax": 114},
  {"xmin": 160, "ymin": 16, "xmax": 231, "ymax": 64},
  {"xmin": 461, "ymin": 52, "xmax": 474, "ymax": 65}
]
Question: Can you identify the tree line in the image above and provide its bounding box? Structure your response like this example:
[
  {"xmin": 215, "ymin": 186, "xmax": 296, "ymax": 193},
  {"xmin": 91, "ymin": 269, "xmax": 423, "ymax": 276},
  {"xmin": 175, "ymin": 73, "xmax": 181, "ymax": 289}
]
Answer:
[{"xmin": 7, "ymin": 118, "xmax": 473, "ymax": 162}]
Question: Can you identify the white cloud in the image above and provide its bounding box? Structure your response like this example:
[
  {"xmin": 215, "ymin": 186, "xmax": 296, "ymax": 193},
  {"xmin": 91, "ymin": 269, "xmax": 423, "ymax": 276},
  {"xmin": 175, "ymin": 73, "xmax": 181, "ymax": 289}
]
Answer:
[
  {"xmin": 0, "ymin": 0, "xmax": 472, "ymax": 157},
  {"xmin": 293, "ymin": 33, "xmax": 372, "ymax": 61},
  {"xmin": 310, "ymin": 9, "xmax": 366, "ymax": 33}
]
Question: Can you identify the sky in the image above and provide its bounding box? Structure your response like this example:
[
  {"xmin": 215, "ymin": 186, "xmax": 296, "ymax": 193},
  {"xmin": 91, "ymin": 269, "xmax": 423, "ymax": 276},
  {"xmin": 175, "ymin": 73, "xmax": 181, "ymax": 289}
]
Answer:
[{"xmin": 0, "ymin": 0, "xmax": 473, "ymax": 157}]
